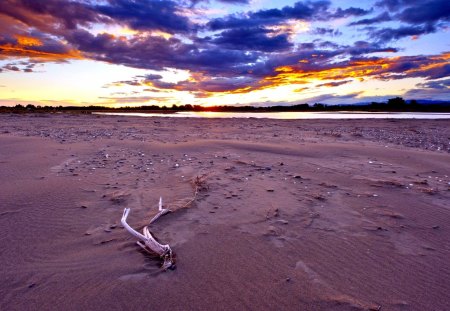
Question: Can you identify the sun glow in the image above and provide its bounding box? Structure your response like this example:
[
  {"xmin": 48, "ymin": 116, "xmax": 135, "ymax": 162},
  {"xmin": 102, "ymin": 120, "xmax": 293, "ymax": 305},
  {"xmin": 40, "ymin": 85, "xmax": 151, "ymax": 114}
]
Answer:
[{"xmin": 267, "ymin": 20, "xmax": 310, "ymax": 39}]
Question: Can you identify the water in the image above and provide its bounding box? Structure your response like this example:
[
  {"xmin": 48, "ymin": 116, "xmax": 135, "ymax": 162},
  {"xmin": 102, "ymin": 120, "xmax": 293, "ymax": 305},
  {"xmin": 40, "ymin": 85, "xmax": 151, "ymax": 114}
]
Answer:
[{"xmin": 94, "ymin": 111, "xmax": 450, "ymax": 120}]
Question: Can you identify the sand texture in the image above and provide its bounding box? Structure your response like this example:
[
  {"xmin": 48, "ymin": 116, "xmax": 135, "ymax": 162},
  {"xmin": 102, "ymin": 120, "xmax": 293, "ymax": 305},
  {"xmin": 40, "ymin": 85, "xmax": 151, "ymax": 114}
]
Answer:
[{"xmin": 0, "ymin": 114, "xmax": 449, "ymax": 310}]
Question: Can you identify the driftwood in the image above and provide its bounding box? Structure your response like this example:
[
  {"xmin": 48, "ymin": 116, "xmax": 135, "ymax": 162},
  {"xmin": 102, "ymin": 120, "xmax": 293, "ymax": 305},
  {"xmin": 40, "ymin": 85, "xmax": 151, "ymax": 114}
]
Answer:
[
  {"xmin": 121, "ymin": 176, "xmax": 207, "ymax": 270},
  {"xmin": 121, "ymin": 197, "xmax": 175, "ymax": 270}
]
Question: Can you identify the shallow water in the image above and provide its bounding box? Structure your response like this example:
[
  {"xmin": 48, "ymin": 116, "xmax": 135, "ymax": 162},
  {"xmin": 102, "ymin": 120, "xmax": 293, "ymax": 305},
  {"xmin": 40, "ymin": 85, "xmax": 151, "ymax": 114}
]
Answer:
[{"xmin": 95, "ymin": 111, "xmax": 450, "ymax": 119}]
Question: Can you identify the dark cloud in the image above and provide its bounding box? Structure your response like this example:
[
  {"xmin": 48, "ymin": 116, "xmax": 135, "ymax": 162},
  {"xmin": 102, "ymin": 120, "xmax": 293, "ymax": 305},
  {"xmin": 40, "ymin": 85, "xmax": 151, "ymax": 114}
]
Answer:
[
  {"xmin": 417, "ymin": 78, "xmax": 450, "ymax": 90},
  {"xmin": 317, "ymin": 80, "xmax": 352, "ymax": 87},
  {"xmin": 367, "ymin": 1, "xmax": 449, "ymax": 42},
  {"xmin": 298, "ymin": 42, "xmax": 315, "ymax": 50},
  {"xmin": 1, "ymin": 60, "xmax": 41, "ymax": 72},
  {"xmin": 316, "ymin": 40, "xmax": 340, "ymax": 49},
  {"xmin": 207, "ymin": 1, "xmax": 369, "ymax": 30},
  {"xmin": 297, "ymin": 40, "xmax": 397, "ymax": 55},
  {"xmin": 217, "ymin": 0, "xmax": 249, "ymax": 3},
  {"xmin": 398, "ymin": 0, "xmax": 450, "ymax": 24},
  {"xmin": 347, "ymin": 41, "xmax": 397, "ymax": 55},
  {"xmin": 311, "ymin": 27, "xmax": 342, "ymax": 36},
  {"xmin": 404, "ymin": 78, "xmax": 450, "ymax": 99},
  {"xmin": 376, "ymin": 0, "xmax": 450, "ymax": 24},
  {"xmin": 66, "ymin": 28, "xmax": 259, "ymax": 76},
  {"xmin": 376, "ymin": 0, "xmax": 422, "ymax": 11},
  {"xmin": 206, "ymin": 27, "xmax": 292, "ymax": 52},
  {"xmin": 150, "ymin": 74, "xmax": 258, "ymax": 94},
  {"xmin": 3, "ymin": 64, "xmax": 20, "ymax": 71},
  {"xmin": 0, "ymin": 0, "xmax": 217, "ymax": 37},
  {"xmin": 144, "ymin": 74, "xmax": 163, "ymax": 81},
  {"xmin": 349, "ymin": 12, "xmax": 391, "ymax": 26},
  {"xmin": 418, "ymin": 64, "xmax": 450, "ymax": 80},
  {"xmin": 189, "ymin": 0, "xmax": 249, "ymax": 5},
  {"xmin": 95, "ymin": 0, "xmax": 194, "ymax": 34},
  {"xmin": 0, "ymin": 0, "xmax": 106, "ymax": 34},
  {"xmin": 328, "ymin": 7, "xmax": 371, "ymax": 19},
  {"xmin": 370, "ymin": 24, "xmax": 436, "ymax": 42}
]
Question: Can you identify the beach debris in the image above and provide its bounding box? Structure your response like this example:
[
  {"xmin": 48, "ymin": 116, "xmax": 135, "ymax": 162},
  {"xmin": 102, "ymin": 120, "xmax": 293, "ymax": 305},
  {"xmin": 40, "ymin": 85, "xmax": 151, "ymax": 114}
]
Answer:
[
  {"xmin": 121, "ymin": 197, "xmax": 175, "ymax": 270},
  {"xmin": 181, "ymin": 174, "xmax": 208, "ymax": 208}
]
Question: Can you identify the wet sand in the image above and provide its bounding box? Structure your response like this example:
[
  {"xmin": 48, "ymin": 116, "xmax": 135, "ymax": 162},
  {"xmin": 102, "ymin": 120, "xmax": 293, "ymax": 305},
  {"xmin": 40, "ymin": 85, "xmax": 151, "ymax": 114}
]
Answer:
[{"xmin": 0, "ymin": 113, "xmax": 449, "ymax": 310}]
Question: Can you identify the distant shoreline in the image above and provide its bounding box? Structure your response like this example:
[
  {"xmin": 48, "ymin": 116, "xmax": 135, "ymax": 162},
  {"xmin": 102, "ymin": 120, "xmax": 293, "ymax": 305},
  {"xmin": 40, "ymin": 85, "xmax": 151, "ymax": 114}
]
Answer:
[{"xmin": 1, "ymin": 97, "xmax": 450, "ymax": 114}]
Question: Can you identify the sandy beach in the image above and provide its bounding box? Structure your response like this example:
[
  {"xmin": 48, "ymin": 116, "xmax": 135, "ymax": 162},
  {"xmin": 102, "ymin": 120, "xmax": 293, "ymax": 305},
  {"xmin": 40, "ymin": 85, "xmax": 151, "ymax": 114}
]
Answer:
[{"xmin": 0, "ymin": 113, "xmax": 449, "ymax": 310}]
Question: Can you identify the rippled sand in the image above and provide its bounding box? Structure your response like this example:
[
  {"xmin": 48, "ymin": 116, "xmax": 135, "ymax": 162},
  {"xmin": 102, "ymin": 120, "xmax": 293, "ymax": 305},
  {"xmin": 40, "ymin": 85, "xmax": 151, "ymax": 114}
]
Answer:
[{"xmin": 1, "ymin": 113, "xmax": 449, "ymax": 310}]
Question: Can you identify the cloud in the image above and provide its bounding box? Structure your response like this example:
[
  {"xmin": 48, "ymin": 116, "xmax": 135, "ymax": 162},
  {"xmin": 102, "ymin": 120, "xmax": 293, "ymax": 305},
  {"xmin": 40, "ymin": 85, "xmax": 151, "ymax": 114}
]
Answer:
[
  {"xmin": 258, "ymin": 52, "xmax": 450, "ymax": 92},
  {"xmin": 0, "ymin": 0, "xmax": 448, "ymax": 103},
  {"xmin": 95, "ymin": 0, "xmax": 194, "ymax": 34},
  {"xmin": 207, "ymin": 1, "xmax": 369, "ymax": 30},
  {"xmin": 377, "ymin": 0, "xmax": 450, "ymax": 24},
  {"xmin": 368, "ymin": 1, "xmax": 450, "ymax": 42},
  {"xmin": 1, "ymin": 61, "xmax": 41, "ymax": 73},
  {"xmin": 328, "ymin": 7, "xmax": 371, "ymax": 19},
  {"xmin": 317, "ymin": 80, "xmax": 352, "ymax": 87},
  {"xmin": 404, "ymin": 78, "xmax": 450, "ymax": 99},
  {"xmin": 144, "ymin": 74, "xmax": 164, "ymax": 81},
  {"xmin": 0, "ymin": 33, "xmax": 83, "ymax": 61},
  {"xmin": 349, "ymin": 12, "xmax": 391, "ymax": 26},
  {"xmin": 311, "ymin": 27, "xmax": 342, "ymax": 36},
  {"xmin": 370, "ymin": 24, "xmax": 436, "ymax": 42},
  {"xmin": 218, "ymin": 0, "xmax": 249, "ymax": 3},
  {"xmin": 191, "ymin": 0, "xmax": 249, "ymax": 4},
  {"xmin": 346, "ymin": 41, "xmax": 397, "ymax": 55},
  {"xmin": 398, "ymin": 0, "xmax": 450, "ymax": 24},
  {"xmin": 417, "ymin": 78, "xmax": 450, "ymax": 89},
  {"xmin": 205, "ymin": 27, "xmax": 292, "ymax": 52},
  {"xmin": 299, "ymin": 92, "xmax": 363, "ymax": 104}
]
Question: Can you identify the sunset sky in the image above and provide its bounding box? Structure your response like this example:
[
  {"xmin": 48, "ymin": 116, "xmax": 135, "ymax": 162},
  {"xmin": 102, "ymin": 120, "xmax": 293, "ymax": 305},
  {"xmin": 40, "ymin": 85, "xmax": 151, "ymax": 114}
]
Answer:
[{"xmin": 0, "ymin": 0, "xmax": 449, "ymax": 107}]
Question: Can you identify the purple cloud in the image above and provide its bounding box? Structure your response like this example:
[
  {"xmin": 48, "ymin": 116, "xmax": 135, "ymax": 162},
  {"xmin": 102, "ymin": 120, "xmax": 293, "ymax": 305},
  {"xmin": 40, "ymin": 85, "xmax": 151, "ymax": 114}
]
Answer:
[{"xmin": 208, "ymin": 1, "xmax": 370, "ymax": 30}]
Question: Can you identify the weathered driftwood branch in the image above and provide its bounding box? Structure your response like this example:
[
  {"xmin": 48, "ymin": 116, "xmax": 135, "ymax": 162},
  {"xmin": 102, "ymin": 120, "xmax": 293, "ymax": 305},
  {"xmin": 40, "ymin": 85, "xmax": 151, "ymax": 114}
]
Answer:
[
  {"xmin": 149, "ymin": 197, "xmax": 171, "ymax": 224},
  {"xmin": 121, "ymin": 197, "xmax": 175, "ymax": 270}
]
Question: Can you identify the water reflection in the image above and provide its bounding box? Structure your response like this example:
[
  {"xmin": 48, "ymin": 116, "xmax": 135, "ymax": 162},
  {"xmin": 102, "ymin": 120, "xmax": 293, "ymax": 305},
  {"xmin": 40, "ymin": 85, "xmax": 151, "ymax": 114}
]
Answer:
[{"xmin": 95, "ymin": 111, "xmax": 450, "ymax": 120}]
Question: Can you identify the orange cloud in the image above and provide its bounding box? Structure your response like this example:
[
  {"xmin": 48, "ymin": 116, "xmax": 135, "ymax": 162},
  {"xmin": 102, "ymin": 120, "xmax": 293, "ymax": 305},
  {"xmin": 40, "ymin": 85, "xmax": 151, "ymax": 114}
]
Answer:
[
  {"xmin": 0, "ymin": 35, "xmax": 82, "ymax": 61},
  {"xmin": 16, "ymin": 35, "xmax": 43, "ymax": 47},
  {"xmin": 193, "ymin": 52, "xmax": 450, "ymax": 97},
  {"xmin": 262, "ymin": 52, "xmax": 450, "ymax": 91},
  {"xmin": 107, "ymin": 52, "xmax": 450, "ymax": 99}
]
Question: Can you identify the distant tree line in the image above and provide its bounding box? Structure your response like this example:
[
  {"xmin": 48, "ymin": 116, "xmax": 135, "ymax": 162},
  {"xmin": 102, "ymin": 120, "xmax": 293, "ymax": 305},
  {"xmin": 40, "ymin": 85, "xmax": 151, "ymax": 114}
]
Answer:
[{"xmin": 1, "ymin": 97, "xmax": 449, "ymax": 113}]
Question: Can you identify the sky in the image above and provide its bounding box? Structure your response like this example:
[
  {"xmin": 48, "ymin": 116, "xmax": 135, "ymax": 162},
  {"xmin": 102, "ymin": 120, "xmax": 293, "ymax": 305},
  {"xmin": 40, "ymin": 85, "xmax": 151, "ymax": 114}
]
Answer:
[{"xmin": 0, "ymin": 0, "xmax": 449, "ymax": 107}]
